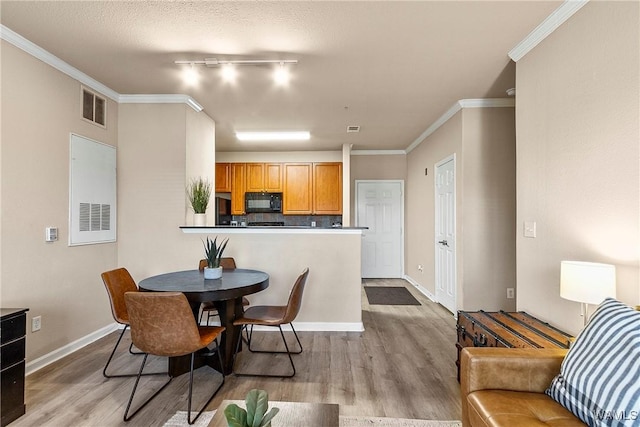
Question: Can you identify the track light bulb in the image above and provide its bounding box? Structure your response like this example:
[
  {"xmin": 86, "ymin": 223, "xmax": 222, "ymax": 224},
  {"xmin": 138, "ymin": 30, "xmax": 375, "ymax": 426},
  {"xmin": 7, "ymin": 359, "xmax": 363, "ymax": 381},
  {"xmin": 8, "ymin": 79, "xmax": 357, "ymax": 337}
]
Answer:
[
  {"xmin": 221, "ymin": 63, "xmax": 237, "ymax": 83},
  {"xmin": 183, "ymin": 64, "xmax": 199, "ymax": 86},
  {"xmin": 273, "ymin": 62, "xmax": 290, "ymax": 86}
]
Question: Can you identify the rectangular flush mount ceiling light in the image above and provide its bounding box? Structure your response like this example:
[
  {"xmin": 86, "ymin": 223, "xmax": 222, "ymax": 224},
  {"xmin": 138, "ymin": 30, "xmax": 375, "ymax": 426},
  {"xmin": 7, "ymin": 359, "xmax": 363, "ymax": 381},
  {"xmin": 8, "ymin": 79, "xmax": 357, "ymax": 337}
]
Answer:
[{"xmin": 235, "ymin": 131, "xmax": 310, "ymax": 141}]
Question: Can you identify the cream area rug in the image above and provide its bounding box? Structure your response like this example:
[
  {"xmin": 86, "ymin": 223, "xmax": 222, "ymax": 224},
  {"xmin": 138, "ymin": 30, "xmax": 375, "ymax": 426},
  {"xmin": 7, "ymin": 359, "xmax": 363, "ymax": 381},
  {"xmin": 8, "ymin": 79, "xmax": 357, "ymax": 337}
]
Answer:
[{"xmin": 165, "ymin": 411, "xmax": 462, "ymax": 427}]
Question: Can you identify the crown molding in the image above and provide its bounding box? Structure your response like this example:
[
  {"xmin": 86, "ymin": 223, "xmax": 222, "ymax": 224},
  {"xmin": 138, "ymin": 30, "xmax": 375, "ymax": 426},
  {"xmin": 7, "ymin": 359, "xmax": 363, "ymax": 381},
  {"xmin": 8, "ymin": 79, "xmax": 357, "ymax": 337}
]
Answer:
[
  {"xmin": 119, "ymin": 94, "xmax": 203, "ymax": 112},
  {"xmin": 1, "ymin": 24, "xmax": 204, "ymax": 112},
  {"xmin": 405, "ymin": 98, "xmax": 515, "ymax": 154},
  {"xmin": 459, "ymin": 98, "xmax": 515, "ymax": 108},
  {"xmin": 509, "ymin": 0, "xmax": 589, "ymax": 62},
  {"xmin": 1, "ymin": 24, "xmax": 120, "ymax": 101},
  {"xmin": 351, "ymin": 150, "xmax": 407, "ymax": 156}
]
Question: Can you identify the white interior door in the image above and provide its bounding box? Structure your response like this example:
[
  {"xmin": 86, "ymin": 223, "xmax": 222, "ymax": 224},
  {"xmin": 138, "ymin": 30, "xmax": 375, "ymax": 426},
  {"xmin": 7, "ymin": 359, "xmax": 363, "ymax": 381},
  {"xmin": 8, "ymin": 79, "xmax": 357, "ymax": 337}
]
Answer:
[
  {"xmin": 435, "ymin": 157, "xmax": 456, "ymax": 313},
  {"xmin": 357, "ymin": 181, "xmax": 404, "ymax": 278}
]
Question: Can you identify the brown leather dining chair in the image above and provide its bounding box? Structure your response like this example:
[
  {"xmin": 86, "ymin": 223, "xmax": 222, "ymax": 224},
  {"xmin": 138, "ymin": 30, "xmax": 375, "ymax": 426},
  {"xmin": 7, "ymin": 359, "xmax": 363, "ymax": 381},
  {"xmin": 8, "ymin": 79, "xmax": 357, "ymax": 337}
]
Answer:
[
  {"xmin": 100, "ymin": 268, "xmax": 148, "ymax": 378},
  {"xmin": 123, "ymin": 291, "xmax": 225, "ymax": 424},
  {"xmin": 198, "ymin": 257, "xmax": 250, "ymax": 325},
  {"xmin": 232, "ymin": 267, "xmax": 309, "ymax": 378}
]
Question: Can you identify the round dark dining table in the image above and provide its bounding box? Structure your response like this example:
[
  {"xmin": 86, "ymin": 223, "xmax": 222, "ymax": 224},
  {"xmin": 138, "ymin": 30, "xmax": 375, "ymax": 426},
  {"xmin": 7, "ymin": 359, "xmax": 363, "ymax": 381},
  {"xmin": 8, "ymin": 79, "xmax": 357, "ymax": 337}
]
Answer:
[{"xmin": 139, "ymin": 268, "xmax": 269, "ymax": 375}]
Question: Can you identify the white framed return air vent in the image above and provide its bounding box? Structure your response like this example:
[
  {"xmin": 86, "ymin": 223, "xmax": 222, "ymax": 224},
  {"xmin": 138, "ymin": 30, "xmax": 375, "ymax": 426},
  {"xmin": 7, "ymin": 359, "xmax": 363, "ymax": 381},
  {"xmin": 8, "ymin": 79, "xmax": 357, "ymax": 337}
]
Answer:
[
  {"xmin": 347, "ymin": 125, "xmax": 360, "ymax": 133},
  {"xmin": 69, "ymin": 134, "xmax": 116, "ymax": 245}
]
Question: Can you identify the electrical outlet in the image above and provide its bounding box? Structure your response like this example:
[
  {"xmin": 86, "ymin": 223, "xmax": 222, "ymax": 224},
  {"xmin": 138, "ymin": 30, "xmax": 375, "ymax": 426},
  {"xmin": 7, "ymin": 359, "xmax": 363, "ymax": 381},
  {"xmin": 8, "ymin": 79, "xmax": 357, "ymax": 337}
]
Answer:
[
  {"xmin": 417, "ymin": 264, "xmax": 424, "ymax": 272},
  {"xmin": 32, "ymin": 315, "xmax": 42, "ymax": 332},
  {"xmin": 507, "ymin": 288, "xmax": 515, "ymax": 299}
]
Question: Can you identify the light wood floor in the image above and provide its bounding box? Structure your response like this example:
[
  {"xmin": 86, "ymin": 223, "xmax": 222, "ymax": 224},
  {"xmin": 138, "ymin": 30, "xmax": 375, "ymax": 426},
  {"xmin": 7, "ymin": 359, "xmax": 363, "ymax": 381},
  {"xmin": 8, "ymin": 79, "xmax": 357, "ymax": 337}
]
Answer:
[{"xmin": 14, "ymin": 279, "xmax": 461, "ymax": 426}]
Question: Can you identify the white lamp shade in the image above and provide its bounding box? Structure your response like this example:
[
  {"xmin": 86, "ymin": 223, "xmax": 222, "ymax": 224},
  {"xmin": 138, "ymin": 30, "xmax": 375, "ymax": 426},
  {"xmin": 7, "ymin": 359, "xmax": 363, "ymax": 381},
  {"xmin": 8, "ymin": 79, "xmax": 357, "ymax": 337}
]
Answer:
[{"xmin": 560, "ymin": 261, "xmax": 616, "ymax": 305}]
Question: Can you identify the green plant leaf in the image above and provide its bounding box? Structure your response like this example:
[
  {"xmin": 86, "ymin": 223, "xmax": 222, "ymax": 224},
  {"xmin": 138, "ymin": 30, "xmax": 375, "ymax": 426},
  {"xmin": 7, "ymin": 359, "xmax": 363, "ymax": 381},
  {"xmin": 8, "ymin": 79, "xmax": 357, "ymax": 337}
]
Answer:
[
  {"xmin": 224, "ymin": 404, "xmax": 247, "ymax": 427},
  {"xmin": 251, "ymin": 390, "xmax": 269, "ymax": 427},
  {"xmin": 245, "ymin": 389, "xmax": 259, "ymax": 426},
  {"xmin": 259, "ymin": 407, "xmax": 280, "ymax": 427}
]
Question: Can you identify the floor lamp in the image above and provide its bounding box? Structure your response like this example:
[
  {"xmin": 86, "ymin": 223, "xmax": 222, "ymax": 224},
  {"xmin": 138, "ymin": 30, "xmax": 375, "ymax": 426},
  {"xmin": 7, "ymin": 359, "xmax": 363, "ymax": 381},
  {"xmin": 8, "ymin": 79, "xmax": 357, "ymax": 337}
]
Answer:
[{"xmin": 560, "ymin": 260, "xmax": 616, "ymax": 327}]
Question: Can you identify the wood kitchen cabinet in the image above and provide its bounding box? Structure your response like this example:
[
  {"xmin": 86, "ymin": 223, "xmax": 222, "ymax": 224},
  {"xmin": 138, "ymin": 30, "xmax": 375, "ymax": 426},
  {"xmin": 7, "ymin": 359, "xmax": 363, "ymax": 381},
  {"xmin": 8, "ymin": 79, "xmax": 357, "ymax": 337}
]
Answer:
[
  {"xmin": 283, "ymin": 163, "xmax": 313, "ymax": 214},
  {"xmin": 215, "ymin": 163, "xmax": 232, "ymax": 192},
  {"xmin": 230, "ymin": 163, "xmax": 246, "ymax": 215},
  {"xmin": 313, "ymin": 162, "xmax": 342, "ymax": 214},
  {"xmin": 246, "ymin": 163, "xmax": 283, "ymax": 193}
]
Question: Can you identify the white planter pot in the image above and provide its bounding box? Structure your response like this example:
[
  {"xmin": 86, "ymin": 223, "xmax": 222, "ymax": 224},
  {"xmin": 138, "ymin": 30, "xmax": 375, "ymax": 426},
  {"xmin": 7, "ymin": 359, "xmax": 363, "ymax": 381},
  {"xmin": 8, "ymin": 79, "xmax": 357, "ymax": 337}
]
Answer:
[
  {"xmin": 204, "ymin": 266, "xmax": 222, "ymax": 280},
  {"xmin": 194, "ymin": 213, "xmax": 206, "ymax": 226}
]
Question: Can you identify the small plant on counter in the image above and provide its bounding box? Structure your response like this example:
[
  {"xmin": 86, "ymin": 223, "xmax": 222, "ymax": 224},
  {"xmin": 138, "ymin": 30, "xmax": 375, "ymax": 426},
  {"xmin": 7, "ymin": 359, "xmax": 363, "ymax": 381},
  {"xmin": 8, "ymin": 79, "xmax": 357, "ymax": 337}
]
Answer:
[
  {"xmin": 224, "ymin": 389, "xmax": 279, "ymax": 427},
  {"xmin": 186, "ymin": 177, "xmax": 212, "ymax": 214},
  {"xmin": 203, "ymin": 236, "xmax": 229, "ymax": 268}
]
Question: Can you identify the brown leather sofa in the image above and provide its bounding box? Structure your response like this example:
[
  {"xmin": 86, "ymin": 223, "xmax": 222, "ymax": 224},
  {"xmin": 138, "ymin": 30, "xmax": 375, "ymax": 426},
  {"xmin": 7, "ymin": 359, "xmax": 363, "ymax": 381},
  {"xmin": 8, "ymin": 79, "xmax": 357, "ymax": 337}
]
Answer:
[{"xmin": 460, "ymin": 347, "xmax": 586, "ymax": 426}]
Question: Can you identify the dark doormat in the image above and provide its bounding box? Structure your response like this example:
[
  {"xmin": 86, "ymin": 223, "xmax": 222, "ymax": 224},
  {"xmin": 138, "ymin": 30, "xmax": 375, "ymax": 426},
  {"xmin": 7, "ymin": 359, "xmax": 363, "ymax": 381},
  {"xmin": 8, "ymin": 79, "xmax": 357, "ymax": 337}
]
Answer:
[{"xmin": 364, "ymin": 286, "xmax": 421, "ymax": 305}]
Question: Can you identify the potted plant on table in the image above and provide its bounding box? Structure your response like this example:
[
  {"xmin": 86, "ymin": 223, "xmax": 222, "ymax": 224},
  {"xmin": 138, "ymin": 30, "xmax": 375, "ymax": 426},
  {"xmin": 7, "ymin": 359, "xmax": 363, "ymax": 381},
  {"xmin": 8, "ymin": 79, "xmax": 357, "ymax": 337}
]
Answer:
[
  {"xmin": 224, "ymin": 389, "xmax": 279, "ymax": 427},
  {"xmin": 203, "ymin": 236, "xmax": 229, "ymax": 279},
  {"xmin": 186, "ymin": 177, "xmax": 211, "ymax": 226}
]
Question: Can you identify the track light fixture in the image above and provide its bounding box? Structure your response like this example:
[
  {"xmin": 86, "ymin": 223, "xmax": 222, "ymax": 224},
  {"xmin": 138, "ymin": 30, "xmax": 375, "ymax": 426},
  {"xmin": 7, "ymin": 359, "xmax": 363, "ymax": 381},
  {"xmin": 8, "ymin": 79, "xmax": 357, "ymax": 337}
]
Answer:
[{"xmin": 175, "ymin": 58, "xmax": 297, "ymax": 85}]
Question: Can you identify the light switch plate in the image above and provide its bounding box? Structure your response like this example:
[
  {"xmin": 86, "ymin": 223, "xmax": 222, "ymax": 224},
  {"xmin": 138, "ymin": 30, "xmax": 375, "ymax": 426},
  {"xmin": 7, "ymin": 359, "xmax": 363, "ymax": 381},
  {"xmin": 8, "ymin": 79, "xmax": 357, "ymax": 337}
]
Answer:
[{"xmin": 524, "ymin": 221, "xmax": 536, "ymax": 238}]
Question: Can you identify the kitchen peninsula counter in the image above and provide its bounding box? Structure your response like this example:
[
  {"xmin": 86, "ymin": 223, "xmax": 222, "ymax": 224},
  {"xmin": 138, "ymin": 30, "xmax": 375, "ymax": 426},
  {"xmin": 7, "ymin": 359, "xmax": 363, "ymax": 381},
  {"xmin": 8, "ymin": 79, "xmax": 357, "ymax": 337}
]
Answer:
[
  {"xmin": 180, "ymin": 226, "xmax": 366, "ymax": 234},
  {"xmin": 180, "ymin": 225, "xmax": 364, "ymax": 332}
]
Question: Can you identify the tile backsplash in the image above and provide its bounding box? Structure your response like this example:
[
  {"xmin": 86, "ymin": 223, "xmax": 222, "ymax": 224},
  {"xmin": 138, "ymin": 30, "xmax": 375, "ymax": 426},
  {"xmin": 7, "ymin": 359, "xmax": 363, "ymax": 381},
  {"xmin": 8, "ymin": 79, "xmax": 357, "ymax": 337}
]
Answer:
[{"xmin": 232, "ymin": 213, "xmax": 342, "ymax": 227}]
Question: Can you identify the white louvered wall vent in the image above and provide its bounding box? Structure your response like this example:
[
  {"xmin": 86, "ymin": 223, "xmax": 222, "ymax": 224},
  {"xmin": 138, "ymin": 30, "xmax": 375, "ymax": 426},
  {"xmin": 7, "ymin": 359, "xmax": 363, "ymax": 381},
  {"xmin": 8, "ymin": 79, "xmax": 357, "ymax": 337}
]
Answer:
[
  {"xmin": 346, "ymin": 125, "xmax": 360, "ymax": 133},
  {"xmin": 79, "ymin": 203, "xmax": 111, "ymax": 232}
]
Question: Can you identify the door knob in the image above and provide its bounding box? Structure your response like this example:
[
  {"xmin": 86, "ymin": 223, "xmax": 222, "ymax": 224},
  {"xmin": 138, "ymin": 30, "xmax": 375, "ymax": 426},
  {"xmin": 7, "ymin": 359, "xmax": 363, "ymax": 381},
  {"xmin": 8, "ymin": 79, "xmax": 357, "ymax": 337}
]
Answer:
[{"xmin": 438, "ymin": 240, "xmax": 449, "ymax": 246}]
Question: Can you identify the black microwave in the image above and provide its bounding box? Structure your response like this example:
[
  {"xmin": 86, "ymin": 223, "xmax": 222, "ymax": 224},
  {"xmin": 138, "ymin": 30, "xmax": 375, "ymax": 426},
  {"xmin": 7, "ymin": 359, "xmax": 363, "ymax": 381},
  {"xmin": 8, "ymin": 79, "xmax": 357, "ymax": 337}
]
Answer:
[{"xmin": 245, "ymin": 192, "xmax": 283, "ymax": 213}]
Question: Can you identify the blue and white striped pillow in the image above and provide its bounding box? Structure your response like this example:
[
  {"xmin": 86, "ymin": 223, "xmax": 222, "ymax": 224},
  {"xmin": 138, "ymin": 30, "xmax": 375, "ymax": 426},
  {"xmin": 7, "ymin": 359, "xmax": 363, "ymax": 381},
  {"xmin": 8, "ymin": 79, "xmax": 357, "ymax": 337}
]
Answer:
[{"xmin": 546, "ymin": 298, "xmax": 640, "ymax": 426}]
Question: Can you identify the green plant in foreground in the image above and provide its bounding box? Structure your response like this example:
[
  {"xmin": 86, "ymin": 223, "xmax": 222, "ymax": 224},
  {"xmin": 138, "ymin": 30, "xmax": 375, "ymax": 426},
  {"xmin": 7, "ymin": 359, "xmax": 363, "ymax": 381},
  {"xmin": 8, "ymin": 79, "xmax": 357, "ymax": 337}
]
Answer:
[
  {"xmin": 224, "ymin": 389, "xmax": 279, "ymax": 427},
  {"xmin": 203, "ymin": 236, "xmax": 229, "ymax": 268},
  {"xmin": 186, "ymin": 177, "xmax": 211, "ymax": 213}
]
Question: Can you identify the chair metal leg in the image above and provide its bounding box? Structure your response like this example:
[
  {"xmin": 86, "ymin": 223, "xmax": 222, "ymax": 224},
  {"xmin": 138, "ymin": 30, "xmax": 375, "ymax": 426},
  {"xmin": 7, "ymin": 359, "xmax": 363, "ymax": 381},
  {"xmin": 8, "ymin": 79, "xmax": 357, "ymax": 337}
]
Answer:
[
  {"xmin": 232, "ymin": 325, "xmax": 297, "ymax": 378},
  {"xmin": 187, "ymin": 338, "xmax": 225, "ymax": 425},
  {"xmin": 247, "ymin": 323, "xmax": 303, "ymax": 354},
  {"xmin": 103, "ymin": 326, "xmax": 163, "ymax": 378},
  {"xmin": 129, "ymin": 342, "xmax": 144, "ymax": 355},
  {"xmin": 123, "ymin": 354, "xmax": 173, "ymax": 422}
]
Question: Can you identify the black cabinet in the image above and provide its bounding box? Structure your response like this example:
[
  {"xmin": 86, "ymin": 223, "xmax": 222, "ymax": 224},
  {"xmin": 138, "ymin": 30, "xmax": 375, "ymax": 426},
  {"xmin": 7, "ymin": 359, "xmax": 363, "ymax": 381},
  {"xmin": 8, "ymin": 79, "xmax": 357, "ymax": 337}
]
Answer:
[{"xmin": 1, "ymin": 308, "xmax": 29, "ymax": 427}]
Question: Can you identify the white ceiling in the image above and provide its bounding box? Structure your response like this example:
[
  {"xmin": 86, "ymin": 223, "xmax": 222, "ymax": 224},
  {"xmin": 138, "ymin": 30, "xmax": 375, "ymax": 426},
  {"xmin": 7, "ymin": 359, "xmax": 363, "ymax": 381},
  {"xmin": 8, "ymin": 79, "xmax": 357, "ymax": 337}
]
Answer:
[{"xmin": 0, "ymin": 1, "xmax": 561, "ymax": 152}]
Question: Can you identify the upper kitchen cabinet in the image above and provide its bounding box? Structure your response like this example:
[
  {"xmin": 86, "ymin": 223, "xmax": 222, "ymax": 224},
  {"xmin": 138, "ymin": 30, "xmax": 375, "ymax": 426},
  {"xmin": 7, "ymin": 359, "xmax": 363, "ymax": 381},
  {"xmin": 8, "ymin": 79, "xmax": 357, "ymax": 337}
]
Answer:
[
  {"xmin": 246, "ymin": 163, "xmax": 283, "ymax": 192},
  {"xmin": 215, "ymin": 163, "xmax": 232, "ymax": 193},
  {"xmin": 313, "ymin": 162, "xmax": 342, "ymax": 214},
  {"xmin": 283, "ymin": 163, "xmax": 313, "ymax": 214},
  {"xmin": 231, "ymin": 163, "xmax": 246, "ymax": 215}
]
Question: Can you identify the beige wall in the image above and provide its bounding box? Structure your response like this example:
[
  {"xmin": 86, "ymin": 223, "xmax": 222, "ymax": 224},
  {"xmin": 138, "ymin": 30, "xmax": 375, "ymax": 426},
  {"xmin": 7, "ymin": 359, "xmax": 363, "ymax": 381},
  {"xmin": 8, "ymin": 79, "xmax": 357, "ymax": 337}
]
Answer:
[
  {"xmin": 184, "ymin": 231, "xmax": 363, "ymax": 325},
  {"xmin": 515, "ymin": 1, "xmax": 640, "ymax": 335},
  {"xmin": 186, "ymin": 108, "xmax": 216, "ymax": 225},
  {"xmin": 461, "ymin": 108, "xmax": 516, "ymax": 311},
  {"xmin": 350, "ymin": 154, "xmax": 407, "ymax": 225},
  {"xmin": 117, "ymin": 103, "xmax": 208, "ymax": 278},
  {"xmin": 406, "ymin": 113, "xmax": 463, "ymax": 299},
  {"xmin": 405, "ymin": 107, "xmax": 516, "ymax": 312},
  {"xmin": 1, "ymin": 41, "xmax": 119, "ymax": 361}
]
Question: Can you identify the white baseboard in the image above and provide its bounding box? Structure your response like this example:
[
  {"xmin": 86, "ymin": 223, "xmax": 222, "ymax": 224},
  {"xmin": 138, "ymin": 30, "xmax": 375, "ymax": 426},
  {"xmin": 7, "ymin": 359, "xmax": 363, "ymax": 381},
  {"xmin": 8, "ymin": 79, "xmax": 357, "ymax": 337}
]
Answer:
[
  {"xmin": 26, "ymin": 323, "xmax": 120, "ymax": 376},
  {"xmin": 403, "ymin": 275, "xmax": 436, "ymax": 302}
]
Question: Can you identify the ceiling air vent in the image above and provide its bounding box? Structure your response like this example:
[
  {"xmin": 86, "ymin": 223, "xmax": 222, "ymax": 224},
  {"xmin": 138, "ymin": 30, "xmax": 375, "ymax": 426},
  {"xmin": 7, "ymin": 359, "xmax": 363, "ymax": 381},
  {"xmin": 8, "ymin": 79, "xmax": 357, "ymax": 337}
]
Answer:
[{"xmin": 346, "ymin": 125, "xmax": 360, "ymax": 133}]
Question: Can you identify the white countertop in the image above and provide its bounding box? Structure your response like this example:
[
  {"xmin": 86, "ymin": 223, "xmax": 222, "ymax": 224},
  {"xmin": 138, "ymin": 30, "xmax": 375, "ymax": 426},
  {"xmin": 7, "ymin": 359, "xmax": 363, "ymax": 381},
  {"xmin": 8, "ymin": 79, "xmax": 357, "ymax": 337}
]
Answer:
[{"xmin": 180, "ymin": 226, "xmax": 365, "ymax": 235}]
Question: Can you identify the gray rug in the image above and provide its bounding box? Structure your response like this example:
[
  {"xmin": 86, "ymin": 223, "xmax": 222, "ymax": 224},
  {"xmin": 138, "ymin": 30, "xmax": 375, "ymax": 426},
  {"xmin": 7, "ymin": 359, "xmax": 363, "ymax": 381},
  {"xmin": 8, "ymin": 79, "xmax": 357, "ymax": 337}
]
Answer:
[
  {"xmin": 165, "ymin": 411, "xmax": 461, "ymax": 426},
  {"xmin": 364, "ymin": 286, "xmax": 421, "ymax": 305}
]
